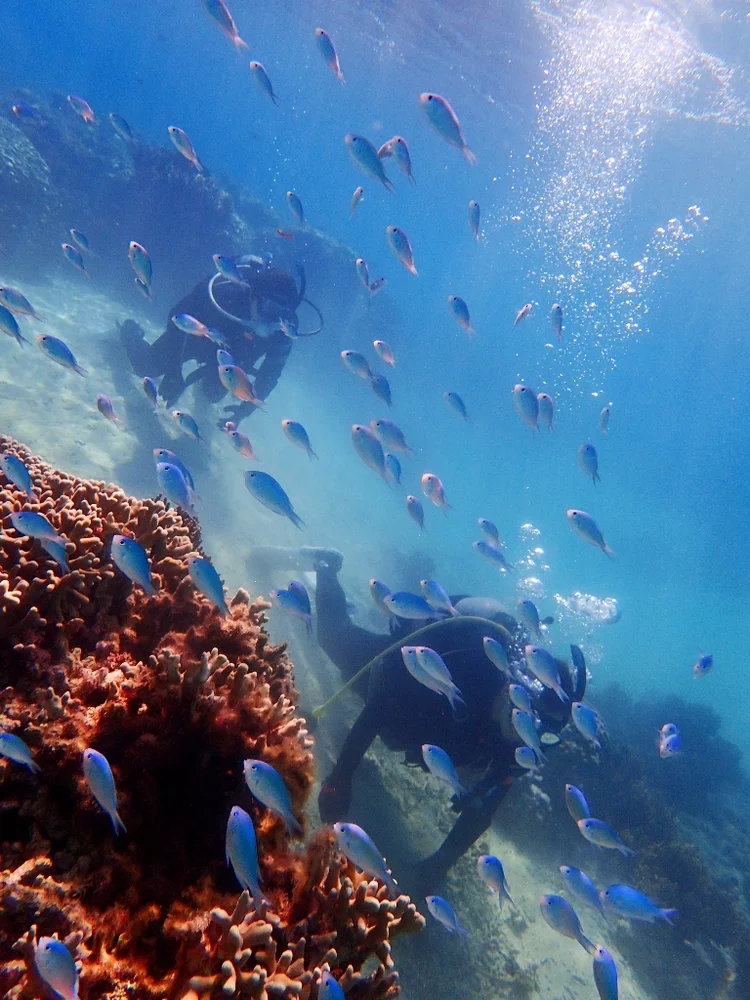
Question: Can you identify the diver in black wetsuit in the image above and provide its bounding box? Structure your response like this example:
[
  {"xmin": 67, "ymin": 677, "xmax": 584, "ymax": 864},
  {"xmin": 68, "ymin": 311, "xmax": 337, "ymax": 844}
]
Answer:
[
  {"xmin": 119, "ymin": 256, "xmax": 321, "ymax": 427},
  {"xmin": 312, "ymin": 551, "xmax": 585, "ymax": 892}
]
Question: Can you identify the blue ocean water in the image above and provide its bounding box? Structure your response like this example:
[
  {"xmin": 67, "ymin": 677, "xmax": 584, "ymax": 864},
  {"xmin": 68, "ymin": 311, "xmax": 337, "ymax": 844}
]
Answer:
[{"xmin": 2, "ymin": 1, "xmax": 750, "ymax": 996}]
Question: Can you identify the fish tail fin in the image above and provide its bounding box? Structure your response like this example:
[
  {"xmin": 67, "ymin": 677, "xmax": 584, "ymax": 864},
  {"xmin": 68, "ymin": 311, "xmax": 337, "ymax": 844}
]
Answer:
[
  {"xmin": 462, "ymin": 146, "xmax": 477, "ymax": 166},
  {"xmin": 337, "ymin": 70, "xmax": 346, "ymax": 84},
  {"xmin": 456, "ymin": 924, "xmax": 471, "ymax": 937},
  {"xmin": 29, "ymin": 760, "xmax": 42, "ymax": 775},
  {"xmin": 660, "ymin": 908, "xmax": 678, "ymax": 926},
  {"xmin": 618, "ymin": 845, "xmax": 635, "ymax": 858},
  {"xmin": 112, "ymin": 810, "xmax": 128, "ymax": 836},
  {"xmin": 384, "ymin": 872, "xmax": 398, "ymax": 896},
  {"xmin": 581, "ymin": 935, "xmax": 597, "ymax": 956},
  {"xmin": 74, "ymin": 364, "xmax": 89, "ymax": 377},
  {"xmin": 382, "ymin": 176, "xmax": 396, "ymax": 194},
  {"xmin": 287, "ymin": 814, "xmax": 304, "ymax": 837},
  {"xmin": 408, "ymin": 262, "xmax": 419, "ymax": 276},
  {"xmin": 290, "ymin": 511, "xmax": 306, "ymax": 531},
  {"xmin": 534, "ymin": 748, "xmax": 548, "ymax": 764},
  {"xmin": 144, "ymin": 581, "xmax": 158, "ymax": 598},
  {"xmin": 555, "ymin": 686, "xmax": 570, "ymax": 704},
  {"xmin": 233, "ymin": 33, "xmax": 249, "ymax": 51},
  {"xmin": 595, "ymin": 471, "xmax": 601, "ymax": 483},
  {"xmin": 309, "ymin": 448, "xmax": 319, "ymax": 460},
  {"xmin": 603, "ymin": 544, "xmax": 615, "ymax": 559}
]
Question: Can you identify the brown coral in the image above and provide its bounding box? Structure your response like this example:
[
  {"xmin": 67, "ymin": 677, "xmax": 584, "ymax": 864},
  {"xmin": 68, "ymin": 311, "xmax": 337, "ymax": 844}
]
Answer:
[{"xmin": 0, "ymin": 438, "xmax": 423, "ymax": 999}]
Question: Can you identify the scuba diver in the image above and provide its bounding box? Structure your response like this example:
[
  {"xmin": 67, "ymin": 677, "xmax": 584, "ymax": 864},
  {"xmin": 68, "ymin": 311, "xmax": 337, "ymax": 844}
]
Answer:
[
  {"xmin": 119, "ymin": 254, "xmax": 323, "ymax": 427},
  {"xmin": 302, "ymin": 548, "xmax": 585, "ymax": 893}
]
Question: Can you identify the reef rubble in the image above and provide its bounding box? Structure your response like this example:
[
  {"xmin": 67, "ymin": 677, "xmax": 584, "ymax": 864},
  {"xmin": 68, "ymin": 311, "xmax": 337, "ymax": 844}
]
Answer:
[{"xmin": 0, "ymin": 437, "xmax": 423, "ymax": 999}]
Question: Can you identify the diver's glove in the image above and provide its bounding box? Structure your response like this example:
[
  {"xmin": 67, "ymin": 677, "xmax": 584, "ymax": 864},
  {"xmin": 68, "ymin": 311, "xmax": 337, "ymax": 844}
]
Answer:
[
  {"xmin": 300, "ymin": 546, "xmax": 344, "ymax": 574},
  {"xmin": 219, "ymin": 402, "xmax": 256, "ymax": 430},
  {"xmin": 318, "ymin": 773, "xmax": 352, "ymax": 823}
]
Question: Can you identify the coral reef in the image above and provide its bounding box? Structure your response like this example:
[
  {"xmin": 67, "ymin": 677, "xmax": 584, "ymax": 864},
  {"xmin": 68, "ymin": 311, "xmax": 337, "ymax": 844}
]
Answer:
[{"xmin": 0, "ymin": 438, "xmax": 423, "ymax": 998}]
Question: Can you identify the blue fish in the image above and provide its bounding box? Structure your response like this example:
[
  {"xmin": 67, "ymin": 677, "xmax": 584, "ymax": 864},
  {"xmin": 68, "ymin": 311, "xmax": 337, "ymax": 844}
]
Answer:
[
  {"xmin": 383, "ymin": 591, "xmax": 436, "ymax": 620},
  {"xmin": 333, "ymin": 821, "xmax": 398, "ymax": 895},
  {"xmin": 62, "ymin": 242, "xmax": 89, "ymax": 276},
  {"xmin": 82, "ymin": 747, "xmax": 126, "ymax": 835},
  {"xmin": 600, "ymin": 884, "xmax": 677, "ymax": 925},
  {"xmin": 444, "ymin": 390, "xmax": 469, "ymax": 421},
  {"xmin": 37, "ymin": 334, "xmax": 87, "ymax": 375},
  {"xmin": 565, "ymin": 783, "xmax": 591, "ymax": 823},
  {"xmin": 318, "ymin": 971, "xmax": 345, "ymax": 1000},
  {"xmin": 69, "ymin": 229, "xmax": 91, "ymax": 254},
  {"xmin": 156, "ymin": 462, "xmax": 197, "ymax": 513},
  {"xmin": 243, "ymin": 758, "xmax": 303, "ymax": 836},
  {"xmin": 593, "ymin": 946, "xmax": 618, "ymax": 1000},
  {"xmin": 244, "ymin": 471, "xmax": 304, "ymax": 529},
  {"xmin": 213, "ymin": 254, "xmax": 246, "ymax": 283},
  {"xmin": 0, "ymin": 304, "xmax": 29, "ymax": 347},
  {"xmin": 578, "ymin": 818, "xmax": 635, "ymax": 857},
  {"xmin": 271, "ymin": 588, "xmax": 312, "ymax": 635},
  {"xmin": 509, "ymin": 684, "xmax": 532, "ymax": 713},
  {"xmin": 187, "ymin": 555, "xmax": 229, "ymax": 616},
  {"xmin": 152, "ymin": 448, "xmax": 195, "ymax": 490},
  {"xmin": 35, "ymin": 937, "xmax": 79, "ymax": 1000},
  {"xmin": 9, "ymin": 510, "xmax": 63, "ymax": 543},
  {"xmin": 282, "ymin": 419, "xmax": 318, "ymax": 459},
  {"xmin": 514, "ymin": 746, "xmax": 537, "ymax": 769},
  {"xmin": 40, "ymin": 537, "xmax": 70, "ymax": 572},
  {"xmin": 477, "ymin": 854, "xmax": 514, "ymax": 908},
  {"xmin": 129, "ymin": 241, "xmax": 152, "ymax": 286},
  {"xmin": 216, "ymin": 349, "xmax": 235, "ymax": 367},
  {"xmin": 143, "ymin": 377, "xmax": 159, "ymax": 406},
  {"xmin": 406, "ymin": 494, "xmax": 425, "ymax": 531},
  {"xmin": 420, "ymin": 579, "xmax": 458, "ymax": 617},
  {"xmin": 288, "ymin": 580, "xmax": 311, "ymax": 615},
  {"xmin": 384, "ymin": 453, "xmax": 401, "ymax": 486},
  {"xmin": 0, "ymin": 731, "xmax": 41, "ymax": 773},
  {"xmin": 539, "ymin": 894, "xmax": 595, "ymax": 954},
  {"xmin": 110, "ymin": 534, "xmax": 156, "ymax": 596},
  {"xmin": 369, "ymin": 372, "xmax": 392, "ymax": 407},
  {"xmin": 12, "ymin": 101, "xmax": 46, "ymax": 124},
  {"xmin": 286, "ymin": 190, "xmax": 305, "ymax": 224},
  {"xmin": 422, "ymin": 744, "xmax": 466, "ymax": 798},
  {"xmin": 426, "ymin": 895, "xmax": 469, "ymax": 935},
  {"xmin": 559, "ymin": 865, "xmax": 606, "ymax": 917},
  {"xmin": 0, "ymin": 453, "xmax": 34, "ymax": 497},
  {"xmin": 226, "ymin": 805, "xmax": 269, "ymax": 908},
  {"xmin": 109, "ymin": 112, "xmax": 133, "ymax": 140},
  {"xmin": 172, "ymin": 409, "xmax": 202, "ymax": 441},
  {"xmin": 571, "ymin": 702, "xmax": 602, "ymax": 749}
]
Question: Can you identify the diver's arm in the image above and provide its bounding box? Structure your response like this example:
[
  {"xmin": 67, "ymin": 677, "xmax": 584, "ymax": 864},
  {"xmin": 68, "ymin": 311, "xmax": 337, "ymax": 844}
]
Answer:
[
  {"xmin": 252, "ymin": 333, "xmax": 292, "ymax": 401},
  {"xmin": 319, "ymin": 701, "xmax": 382, "ymax": 822},
  {"xmin": 315, "ymin": 563, "xmax": 392, "ymax": 681}
]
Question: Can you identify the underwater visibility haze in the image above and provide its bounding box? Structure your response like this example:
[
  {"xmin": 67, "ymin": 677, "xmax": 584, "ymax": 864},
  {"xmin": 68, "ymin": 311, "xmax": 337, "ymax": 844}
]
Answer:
[{"xmin": 1, "ymin": 2, "xmax": 750, "ymax": 1000}]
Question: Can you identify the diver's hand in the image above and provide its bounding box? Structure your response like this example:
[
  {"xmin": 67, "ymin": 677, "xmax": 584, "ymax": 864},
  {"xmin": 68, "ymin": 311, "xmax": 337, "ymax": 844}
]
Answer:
[
  {"xmin": 318, "ymin": 773, "xmax": 352, "ymax": 823},
  {"xmin": 218, "ymin": 404, "xmax": 253, "ymax": 431}
]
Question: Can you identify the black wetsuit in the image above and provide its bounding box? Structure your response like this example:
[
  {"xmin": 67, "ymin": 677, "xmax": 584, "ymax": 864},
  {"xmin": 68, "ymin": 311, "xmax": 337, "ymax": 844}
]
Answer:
[
  {"xmin": 315, "ymin": 563, "xmax": 585, "ymax": 890},
  {"xmin": 120, "ymin": 263, "xmax": 304, "ymax": 426}
]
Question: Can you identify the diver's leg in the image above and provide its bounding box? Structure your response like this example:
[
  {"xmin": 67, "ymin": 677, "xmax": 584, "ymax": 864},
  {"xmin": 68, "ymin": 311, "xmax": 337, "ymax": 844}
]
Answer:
[
  {"xmin": 318, "ymin": 701, "xmax": 382, "ymax": 822},
  {"xmin": 119, "ymin": 319, "xmax": 153, "ymax": 375}
]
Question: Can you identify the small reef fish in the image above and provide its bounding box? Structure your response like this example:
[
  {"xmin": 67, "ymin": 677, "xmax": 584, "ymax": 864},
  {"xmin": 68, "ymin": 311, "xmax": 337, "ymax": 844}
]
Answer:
[
  {"xmin": 282, "ymin": 419, "xmax": 317, "ymax": 459},
  {"xmin": 129, "ymin": 241, "xmax": 152, "ymax": 286},
  {"xmin": 226, "ymin": 805, "xmax": 268, "ymax": 907},
  {"xmin": 444, "ymin": 390, "xmax": 469, "ymax": 421},
  {"xmin": 69, "ymin": 229, "xmax": 91, "ymax": 254},
  {"xmin": 473, "ymin": 540, "xmax": 513, "ymax": 572},
  {"xmin": 600, "ymin": 884, "xmax": 677, "ymax": 925},
  {"xmin": 477, "ymin": 855, "xmax": 514, "ymax": 908},
  {"xmin": 567, "ymin": 509, "xmax": 613, "ymax": 557},
  {"xmin": 12, "ymin": 101, "xmax": 45, "ymax": 124},
  {"xmin": 168, "ymin": 125, "xmax": 203, "ymax": 171},
  {"xmin": 244, "ymin": 470, "xmax": 304, "ymax": 528},
  {"xmin": 369, "ymin": 276, "xmax": 387, "ymax": 295},
  {"xmin": 401, "ymin": 646, "xmax": 466, "ymax": 715},
  {"xmin": 9, "ymin": 510, "xmax": 63, "ymax": 545},
  {"xmin": 35, "ymin": 937, "xmax": 79, "ymax": 1000},
  {"xmin": 593, "ymin": 946, "xmax": 618, "ymax": 1000},
  {"xmin": 187, "ymin": 554, "xmax": 229, "ymax": 616},
  {"xmin": 538, "ymin": 392, "xmax": 554, "ymax": 430},
  {"xmin": 62, "ymin": 242, "xmax": 89, "ymax": 276},
  {"xmin": 448, "ymin": 295, "xmax": 473, "ymax": 334},
  {"xmin": 514, "ymin": 302, "xmax": 534, "ymax": 327},
  {"xmin": 565, "ymin": 784, "xmax": 591, "ymax": 823},
  {"xmin": 37, "ymin": 334, "xmax": 87, "ymax": 375},
  {"xmin": 599, "ymin": 405, "xmax": 611, "ymax": 434},
  {"xmin": 109, "ymin": 112, "xmax": 133, "ymax": 140},
  {"xmin": 384, "ymin": 453, "xmax": 401, "ymax": 486},
  {"xmin": 415, "ymin": 646, "xmax": 458, "ymax": 687},
  {"xmin": 515, "ymin": 746, "xmax": 537, "ymax": 769},
  {"xmin": 213, "ymin": 254, "xmax": 245, "ymax": 283},
  {"xmin": 478, "ymin": 518, "xmax": 502, "ymax": 546},
  {"xmin": 271, "ymin": 587, "xmax": 312, "ymax": 635},
  {"xmin": 288, "ymin": 580, "xmax": 310, "ymax": 616},
  {"xmin": 419, "ymin": 92, "xmax": 475, "ymax": 164},
  {"xmin": 111, "ymin": 534, "xmax": 156, "ymax": 596},
  {"xmin": 202, "ymin": 0, "xmax": 247, "ymax": 50},
  {"xmin": 319, "ymin": 971, "xmax": 345, "ymax": 1000},
  {"xmin": 341, "ymin": 349, "xmax": 372, "ymax": 378},
  {"xmin": 386, "ymin": 225, "xmax": 417, "ymax": 274},
  {"xmin": 333, "ymin": 821, "xmax": 398, "ymax": 895},
  {"xmin": 142, "ymin": 376, "xmax": 159, "ymax": 406},
  {"xmin": 421, "ymin": 473, "xmax": 451, "ymax": 510},
  {"xmin": 421, "ymin": 580, "xmax": 458, "ymax": 617},
  {"xmin": 385, "ymin": 593, "xmax": 436, "ymax": 620},
  {"xmin": 426, "ymin": 895, "xmax": 469, "ymax": 935},
  {"xmin": 0, "ymin": 286, "xmax": 43, "ymax": 320},
  {"xmin": 0, "ymin": 453, "xmax": 34, "ymax": 497},
  {"xmin": 97, "ymin": 394, "xmax": 124, "ymax": 428},
  {"xmin": 578, "ymin": 442, "xmax": 601, "ymax": 484},
  {"xmin": 422, "ymin": 744, "xmax": 466, "ymax": 797},
  {"xmin": 509, "ymin": 684, "xmax": 532, "ymax": 713},
  {"xmin": 577, "ymin": 818, "xmax": 635, "ymax": 856},
  {"xmin": 483, "ymin": 636, "xmax": 511, "ymax": 676},
  {"xmin": 345, "ymin": 134, "xmax": 394, "ymax": 191},
  {"xmin": 468, "ymin": 199, "xmax": 480, "ymax": 241},
  {"xmin": 219, "ymin": 364, "xmax": 261, "ymax": 404},
  {"xmin": 371, "ymin": 418, "xmax": 412, "ymax": 453},
  {"xmin": 660, "ymin": 732, "xmax": 681, "ymax": 758},
  {"xmin": 369, "ymin": 580, "xmax": 393, "ymax": 618},
  {"xmin": 370, "ymin": 372, "xmax": 392, "ymax": 407},
  {"xmin": 243, "ymin": 758, "xmax": 303, "ymax": 836},
  {"xmin": 82, "ymin": 747, "xmax": 126, "ymax": 835},
  {"xmin": 349, "ymin": 185, "xmax": 364, "ymax": 216},
  {"xmin": 153, "ymin": 448, "xmax": 195, "ymax": 489},
  {"xmin": 517, "ymin": 598, "xmax": 543, "ymax": 637},
  {"xmin": 352, "ymin": 424, "xmax": 386, "ymax": 479},
  {"xmin": 525, "ymin": 645, "xmax": 569, "ymax": 703},
  {"xmin": 67, "ymin": 94, "xmax": 95, "ymax": 122},
  {"xmin": 406, "ymin": 494, "xmax": 425, "ymax": 531},
  {"xmin": 0, "ymin": 304, "xmax": 28, "ymax": 347},
  {"xmin": 156, "ymin": 462, "xmax": 196, "ymax": 513},
  {"xmin": 559, "ymin": 865, "xmax": 606, "ymax": 917},
  {"xmin": 276, "ymin": 229, "xmax": 294, "ymax": 239},
  {"xmin": 513, "ymin": 384, "xmax": 539, "ymax": 431},
  {"xmin": 378, "ymin": 135, "xmax": 415, "ymax": 184},
  {"xmin": 0, "ymin": 731, "xmax": 41, "ymax": 773},
  {"xmin": 512, "ymin": 709, "xmax": 546, "ymax": 763},
  {"xmin": 355, "ymin": 258, "xmax": 370, "ymax": 290},
  {"xmin": 249, "ymin": 61, "xmax": 278, "ymax": 103},
  {"xmin": 286, "ymin": 191, "xmax": 305, "ymax": 224},
  {"xmin": 661, "ymin": 723, "xmax": 679, "ymax": 737},
  {"xmin": 571, "ymin": 702, "xmax": 602, "ymax": 749},
  {"xmin": 173, "ymin": 312, "xmax": 211, "ymax": 338},
  {"xmin": 227, "ymin": 428, "xmax": 257, "ymax": 459},
  {"xmin": 539, "ymin": 895, "xmax": 596, "ymax": 954},
  {"xmin": 172, "ymin": 409, "xmax": 203, "ymax": 441},
  {"xmin": 315, "ymin": 27, "xmax": 345, "ymax": 82},
  {"xmin": 550, "ymin": 302, "xmax": 564, "ymax": 341},
  {"xmin": 693, "ymin": 653, "xmax": 713, "ymax": 678}
]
